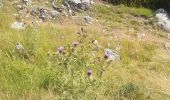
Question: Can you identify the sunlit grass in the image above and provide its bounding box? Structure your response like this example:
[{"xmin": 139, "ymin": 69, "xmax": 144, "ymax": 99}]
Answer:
[{"xmin": 0, "ymin": 1, "xmax": 170, "ymax": 100}]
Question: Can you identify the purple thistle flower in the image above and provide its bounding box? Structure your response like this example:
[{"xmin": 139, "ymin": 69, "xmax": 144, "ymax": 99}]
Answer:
[
  {"xmin": 57, "ymin": 46, "xmax": 64, "ymax": 54},
  {"xmin": 73, "ymin": 41, "xmax": 79, "ymax": 48},
  {"xmin": 87, "ymin": 69, "xmax": 93, "ymax": 77}
]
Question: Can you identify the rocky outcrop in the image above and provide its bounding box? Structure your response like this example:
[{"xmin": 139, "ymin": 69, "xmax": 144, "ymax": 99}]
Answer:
[
  {"xmin": 63, "ymin": 0, "xmax": 91, "ymax": 11},
  {"xmin": 155, "ymin": 8, "xmax": 170, "ymax": 32}
]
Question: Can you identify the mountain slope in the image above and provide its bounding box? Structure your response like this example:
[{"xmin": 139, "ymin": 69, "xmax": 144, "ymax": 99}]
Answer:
[{"xmin": 0, "ymin": 1, "xmax": 170, "ymax": 100}]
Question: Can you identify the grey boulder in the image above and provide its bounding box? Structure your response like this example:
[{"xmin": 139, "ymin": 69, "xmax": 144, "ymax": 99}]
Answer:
[
  {"xmin": 11, "ymin": 21, "xmax": 25, "ymax": 30},
  {"xmin": 104, "ymin": 48, "xmax": 120, "ymax": 61},
  {"xmin": 155, "ymin": 8, "xmax": 170, "ymax": 32}
]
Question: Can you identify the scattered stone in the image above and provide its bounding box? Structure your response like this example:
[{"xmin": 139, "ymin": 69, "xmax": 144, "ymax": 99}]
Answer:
[
  {"xmin": 50, "ymin": 10, "xmax": 61, "ymax": 18},
  {"xmin": 63, "ymin": 0, "xmax": 91, "ymax": 11},
  {"xmin": 11, "ymin": 21, "xmax": 25, "ymax": 30},
  {"xmin": 60, "ymin": 4, "xmax": 68, "ymax": 15},
  {"xmin": 16, "ymin": 43, "xmax": 24, "ymax": 51},
  {"xmin": 76, "ymin": 1, "xmax": 90, "ymax": 11},
  {"xmin": 104, "ymin": 48, "xmax": 120, "ymax": 61},
  {"xmin": 83, "ymin": 16, "xmax": 93, "ymax": 24},
  {"xmin": 22, "ymin": 0, "xmax": 28, "ymax": 6},
  {"xmin": 63, "ymin": 1, "xmax": 74, "ymax": 16},
  {"xmin": 155, "ymin": 8, "xmax": 170, "ymax": 32},
  {"xmin": 21, "ymin": 0, "xmax": 32, "ymax": 9},
  {"xmin": 52, "ymin": 0, "xmax": 63, "ymax": 13},
  {"xmin": 155, "ymin": 8, "xmax": 167, "ymax": 14},
  {"xmin": 39, "ymin": 8, "xmax": 46, "ymax": 21},
  {"xmin": 62, "ymin": 0, "xmax": 93, "ymax": 16}
]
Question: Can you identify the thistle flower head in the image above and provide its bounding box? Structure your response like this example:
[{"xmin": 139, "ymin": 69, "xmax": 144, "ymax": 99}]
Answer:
[
  {"xmin": 87, "ymin": 69, "xmax": 93, "ymax": 77},
  {"xmin": 57, "ymin": 46, "xmax": 64, "ymax": 54},
  {"xmin": 73, "ymin": 41, "xmax": 79, "ymax": 48}
]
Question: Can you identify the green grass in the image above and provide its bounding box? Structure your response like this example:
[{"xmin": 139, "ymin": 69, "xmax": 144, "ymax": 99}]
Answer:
[
  {"xmin": 117, "ymin": 5, "xmax": 153, "ymax": 17},
  {"xmin": 94, "ymin": 4, "xmax": 153, "ymax": 17},
  {"xmin": 93, "ymin": 4, "xmax": 153, "ymax": 30},
  {"xmin": 0, "ymin": 1, "xmax": 170, "ymax": 100}
]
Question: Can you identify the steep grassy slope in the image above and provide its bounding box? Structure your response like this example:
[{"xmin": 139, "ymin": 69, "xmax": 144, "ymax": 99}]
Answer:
[{"xmin": 0, "ymin": 1, "xmax": 170, "ymax": 100}]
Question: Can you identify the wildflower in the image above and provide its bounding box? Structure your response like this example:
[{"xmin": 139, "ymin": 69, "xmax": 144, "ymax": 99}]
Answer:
[
  {"xmin": 87, "ymin": 69, "xmax": 93, "ymax": 77},
  {"xmin": 57, "ymin": 46, "xmax": 64, "ymax": 54},
  {"xmin": 83, "ymin": 16, "xmax": 93, "ymax": 24},
  {"xmin": 73, "ymin": 41, "xmax": 79, "ymax": 48}
]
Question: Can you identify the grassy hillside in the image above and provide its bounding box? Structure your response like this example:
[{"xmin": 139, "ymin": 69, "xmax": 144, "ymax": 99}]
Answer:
[{"xmin": 0, "ymin": 1, "xmax": 170, "ymax": 100}]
